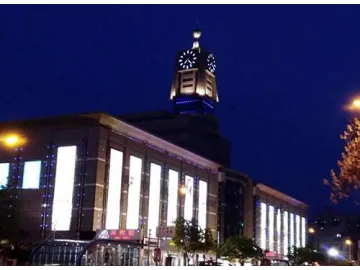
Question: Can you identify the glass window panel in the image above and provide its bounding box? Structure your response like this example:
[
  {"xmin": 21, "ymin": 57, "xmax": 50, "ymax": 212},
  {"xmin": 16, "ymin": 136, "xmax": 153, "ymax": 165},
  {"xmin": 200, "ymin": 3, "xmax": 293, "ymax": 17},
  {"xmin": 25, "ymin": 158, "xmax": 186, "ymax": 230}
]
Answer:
[
  {"xmin": 198, "ymin": 180, "xmax": 207, "ymax": 230},
  {"xmin": 260, "ymin": 202, "xmax": 267, "ymax": 250},
  {"xmin": 283, "ymin": 211, "xmax": 288, "ymax": 255},
  {"xmin": 296, "ymin": 215, "xmax": 301, "ymax": 248},
  {"xmin": 290, "ymin": 213, "xmax": 295, "ymax": 248},
  {"xmin": 184, "ymin": 175, "xmax": 194, "ymax": 221},
  {"xmin": 269, "ymin": 205, "xmax": 274, "ymax": 251},
  {"xmin": 277, "ymin": 209, "xmax": 281, "ymax": 254},
  {"xmin": 148, "ymin": 163, "xmax": 161, "ymax": 236},
  {"xmin": 22, "ymin": 161, "xmax": 41, "ymax": 189},
  {"xmin": 301, "ymin": 217, "xmax": 306, "ymax": 247},
  {"xmin": 52, "ymin": 146, "xmax": 77, "ymax": 231},
  {"xmin": 167, "ymin": 169, "xmax": 178, "ymax": 226},
  {"xmin": 126, "ymin": 155, "xmax": 142, "ymax": 229},
  {"xmin": 105, "ymin": 149, "xmax": 123, "ymax": 229},
  {"xmin": 0, "ymin": 163, "xmax": 10, "ymax": 189}
]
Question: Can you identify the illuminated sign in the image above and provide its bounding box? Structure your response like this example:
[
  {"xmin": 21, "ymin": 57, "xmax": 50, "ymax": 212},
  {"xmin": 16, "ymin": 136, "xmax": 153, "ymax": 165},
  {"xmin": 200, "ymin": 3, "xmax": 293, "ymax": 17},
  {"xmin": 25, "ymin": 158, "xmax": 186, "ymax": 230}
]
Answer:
[
  {"xmin": 167, "ymin": 169, "xmax": 178, "ymax": 226},
  {"xmin": 52, "ymin": 146, "xmax": 77, "ymax": 231},
  {"xmin": 0, "ymin": 163, "xmax": 10, "ymax": 189},
  {"xmin": 96, "ymin": 229, "xmax": 143, "ymax": 241}
]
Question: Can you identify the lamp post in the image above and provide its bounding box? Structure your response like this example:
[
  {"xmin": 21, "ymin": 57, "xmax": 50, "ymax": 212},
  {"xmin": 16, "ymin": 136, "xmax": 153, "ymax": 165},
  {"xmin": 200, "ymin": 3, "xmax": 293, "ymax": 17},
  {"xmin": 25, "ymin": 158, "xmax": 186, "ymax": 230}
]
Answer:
[{"xmin": 345, "ymin": 239, "xmax": 352, "ymax": 261}]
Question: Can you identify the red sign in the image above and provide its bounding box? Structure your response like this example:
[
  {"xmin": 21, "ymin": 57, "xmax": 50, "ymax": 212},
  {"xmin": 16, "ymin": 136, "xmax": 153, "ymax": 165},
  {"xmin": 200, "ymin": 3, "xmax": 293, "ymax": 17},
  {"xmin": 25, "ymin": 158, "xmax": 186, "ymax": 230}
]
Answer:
[
  {"xmin": 265, "ymin": 251, "xmax": 275, "ymax": 257},
  {"xmin": 96, "ymin": 229, "xmax": 142, "ymax": 241}
]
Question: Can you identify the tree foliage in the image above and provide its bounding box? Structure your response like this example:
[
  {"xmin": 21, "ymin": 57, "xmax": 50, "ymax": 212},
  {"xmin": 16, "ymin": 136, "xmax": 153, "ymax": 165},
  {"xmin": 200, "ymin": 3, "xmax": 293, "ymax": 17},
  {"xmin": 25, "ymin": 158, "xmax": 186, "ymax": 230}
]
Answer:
[
  {"xmin": 171, "ymin": 217, "xmax": 216, "ymax": 264},
  {"xmin": 287, "ymin": 246, "xmax": 325, "ymax": 266},
  {"xmin": 325, "ymin": 118, "xmax": 360, "ymax": 204},
  {"xmin": 219, "ymin": 235, "xmax": 263, "ymax": 264}
]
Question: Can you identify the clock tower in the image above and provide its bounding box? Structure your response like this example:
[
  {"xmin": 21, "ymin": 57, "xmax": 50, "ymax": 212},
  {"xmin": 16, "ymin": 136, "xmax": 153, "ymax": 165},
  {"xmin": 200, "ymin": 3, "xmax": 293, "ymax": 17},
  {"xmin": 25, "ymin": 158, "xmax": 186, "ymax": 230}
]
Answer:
[{"xmin": 169, "ymin": 29, "xmax": 219, "ymax": 115}]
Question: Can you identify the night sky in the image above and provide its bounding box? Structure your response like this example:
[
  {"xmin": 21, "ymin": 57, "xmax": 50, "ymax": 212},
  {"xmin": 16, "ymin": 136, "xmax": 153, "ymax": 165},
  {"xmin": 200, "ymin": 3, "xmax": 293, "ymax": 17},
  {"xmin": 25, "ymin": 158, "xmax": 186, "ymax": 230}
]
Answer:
[{"xmin": 0, "ymin": 5, "xmax": 358, "ymax": 214}]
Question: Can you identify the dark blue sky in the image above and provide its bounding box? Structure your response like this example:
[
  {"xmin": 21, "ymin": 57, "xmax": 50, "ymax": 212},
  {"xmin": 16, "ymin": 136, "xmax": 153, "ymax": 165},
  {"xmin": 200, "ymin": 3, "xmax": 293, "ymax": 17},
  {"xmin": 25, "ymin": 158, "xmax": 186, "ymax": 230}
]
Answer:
[{"xmin": 0, "ymin": 5, "xmax": 358, "ymax": 213}]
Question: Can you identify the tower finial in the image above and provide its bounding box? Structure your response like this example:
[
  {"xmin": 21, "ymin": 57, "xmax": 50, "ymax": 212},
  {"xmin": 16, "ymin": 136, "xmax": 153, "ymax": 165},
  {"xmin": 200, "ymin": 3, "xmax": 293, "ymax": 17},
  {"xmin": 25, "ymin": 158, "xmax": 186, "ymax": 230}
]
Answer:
[{"xmin": 192, "ymin": 29, "xmax": 201, "ymax": 49}]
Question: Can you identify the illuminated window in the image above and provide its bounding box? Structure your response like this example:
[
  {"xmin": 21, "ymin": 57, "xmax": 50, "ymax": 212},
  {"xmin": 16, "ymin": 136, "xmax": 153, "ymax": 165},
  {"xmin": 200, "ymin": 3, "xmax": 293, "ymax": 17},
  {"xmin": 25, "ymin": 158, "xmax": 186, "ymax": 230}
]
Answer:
[
  {"xmin": 105, "ymin": 149, "xmax": 123, "ymax": 230},
  {"xmin": 22, "ymin": 161, "xmax": 41, "ymax": 189},
  {"xmin": 301, "ymin": 217, "xmax": 306, "ymax": 247},
  {"xmin": 148, "ymin": 163, "xmax": 161, "ymax": 236},
  {"xmin": 167, "ymin": 169, "xmax": 179, "ymax": 226},
  {"xmin": 126, "ymin": 155, "xmax": 142, "ymax": 229},
  {"xmin": 283, "ymin": 211, "xmax": 288, "ymax": 255},
  {"xmin": 260, "ymin": 202, "xmax": 267, "ymax": 250},
  {"xmin": 269, "ymin": 205, "xmax": 274, "ymax": 251},
  {"xmin": 184, "ymin": 175, "xmax": 194, "ymax": 221},
  {"xmin": 0, "ymin": 163, "xmax": 10, "ymax": 189},
  {"xmin": 277, "ymin": 209, "xmax": 281, "ymax": 253},
  {"xmin": 290, "ymin": 213, "xmax": 294, "ymax": 248},
  {"xmin": 296, "ymin": 215, "xmax": 300, "ymax": 247},
  {"xmin": 52, "ymin": 146, "xmax": 77, "ymax": 231},
  {"xmin": 198, "ymin": 180, "xmax": 207, "ymax": 230}
]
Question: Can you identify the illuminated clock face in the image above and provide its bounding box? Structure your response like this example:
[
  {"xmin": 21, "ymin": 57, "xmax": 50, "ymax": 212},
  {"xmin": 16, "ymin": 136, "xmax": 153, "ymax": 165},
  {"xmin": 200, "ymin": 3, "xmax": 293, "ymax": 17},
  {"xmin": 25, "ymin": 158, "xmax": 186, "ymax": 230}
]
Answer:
[
  {"xmin": 207, "ymin": 54, "xmax": 216, "ymax": 73},
  {"xmin": 179, "ymin": 50, "xmax": 197, "ymax": 69}
]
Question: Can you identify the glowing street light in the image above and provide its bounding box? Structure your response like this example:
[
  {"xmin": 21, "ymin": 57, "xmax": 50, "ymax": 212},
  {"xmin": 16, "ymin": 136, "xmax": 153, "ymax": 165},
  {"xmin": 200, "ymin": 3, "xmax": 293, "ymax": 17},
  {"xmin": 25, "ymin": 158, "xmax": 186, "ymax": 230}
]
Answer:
[
  {"xmin": 328, "ymin": 247, "xmax": 339, "ymax": 257},
  {"xmin": 308, "ymin": 227, "xmax": 315, "ymax": 234},
  {"xmin": 346, "ymin": 97, "xmax": 360, "ymax": 112},
  {"xmin": 353, "ymin": 99, "xmax": 360, "ymax": 108},
  {"xmin": 179, "ymin": 185, "xmax": 187, "ymax": 195},
  {"xmin": 345, "ymin": 239, "xmax": 352, "ymax": 261},
  {"xmin": 0, "ymin": 133, "xmax": 25, "ymax": 148}
]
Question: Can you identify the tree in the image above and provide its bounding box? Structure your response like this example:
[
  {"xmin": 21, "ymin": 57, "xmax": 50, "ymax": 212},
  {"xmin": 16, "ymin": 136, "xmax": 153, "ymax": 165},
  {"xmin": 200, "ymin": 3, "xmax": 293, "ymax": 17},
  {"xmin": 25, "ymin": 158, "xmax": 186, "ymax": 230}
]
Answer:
[
  {"xmin": 219, "ymin": 235, "xmax": 264, "ymax": 265},
  {"xmin": 171, "ymin": 217, "xmax": 216, "ymax": 265},
  {"xmin": 324, "ymin": 118, "xmax": 360, "ymax": 204},
  {"xmin": 287, "ymin": 246, "xmax": 325, "ymax": 266}
]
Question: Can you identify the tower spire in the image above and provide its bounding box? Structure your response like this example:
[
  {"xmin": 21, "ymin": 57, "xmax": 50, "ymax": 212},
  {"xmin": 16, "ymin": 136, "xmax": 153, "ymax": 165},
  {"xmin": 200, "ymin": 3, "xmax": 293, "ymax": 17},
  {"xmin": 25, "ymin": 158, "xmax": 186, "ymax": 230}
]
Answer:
[{"xmin": 192, "ymin": 29, "xmax": 201, "ymax": 50}]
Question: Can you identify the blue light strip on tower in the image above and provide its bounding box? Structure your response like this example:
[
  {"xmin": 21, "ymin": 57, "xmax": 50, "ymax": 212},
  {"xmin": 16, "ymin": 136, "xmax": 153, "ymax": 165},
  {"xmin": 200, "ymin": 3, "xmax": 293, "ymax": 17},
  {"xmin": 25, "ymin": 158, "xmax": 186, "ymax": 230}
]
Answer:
[
  {"xmin": 202, "ymin": 100, "xmax": 214, "ymax": 109},
  {"xmin": 176, "ymin": 99, "xmax": 199, "ymax": 105}
]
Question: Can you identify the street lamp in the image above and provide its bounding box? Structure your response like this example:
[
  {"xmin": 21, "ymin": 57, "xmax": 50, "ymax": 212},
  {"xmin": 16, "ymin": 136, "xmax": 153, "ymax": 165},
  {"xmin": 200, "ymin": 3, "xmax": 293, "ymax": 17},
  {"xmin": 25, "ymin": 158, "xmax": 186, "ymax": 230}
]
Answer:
[
  {"xmin": 345, "ymin": 239, "xmax": 352, "ymax": 261},
  {"xmin": 0, "ymin": 133, "xmax": 25, "ymax": 148},
  {"xmin": 346, "ymin": 97, "xmax": 360, "ymax": 112},
  {"xmin": 308, "ymin": 227, "xmax": 315, "ymax": 234},
  {"xmin": 179, "ymin": 185, "xmax": 187, "ymax": 196}
]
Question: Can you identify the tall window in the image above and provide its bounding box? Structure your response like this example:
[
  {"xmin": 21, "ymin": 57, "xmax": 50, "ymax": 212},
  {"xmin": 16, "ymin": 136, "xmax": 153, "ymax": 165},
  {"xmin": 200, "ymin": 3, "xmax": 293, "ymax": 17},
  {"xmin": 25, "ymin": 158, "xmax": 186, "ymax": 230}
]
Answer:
[
  {"xmin": 301, "ymin": 217, "xmax": 306, "ymax": 247},
  {"xmin": 22, "ymin": 161, "xmax": 41, "ymax": 189},
  {"xmin": 290, "ymin": 213, "xmax": 295, "ymax": 249},
  {"xmin": 126, "ymin": 155, "xmax": 142, "ymax": 229},
  {"xmin": 283, "ymin": 211, "xmax": 288, "ymax": 255},
  {"xmin": 296, "ymin": 215, "xmax": 301, "ymax": 247},
  {"xmin": 105, "ymin": 149, "xmax": 123, "ymax": 229},
  {"xmin": 269, "ymin": 205, "xmax": 274, "ymax": 251},
  {"xmin": 260, "ymin": 202, "xmax": 267, "ymax": 250},
  {"xmin": 198, "ymin": 180, "xmax": 207, "ymax": 230},
  {"xmin": 277, "ymin": 209, "xmax": 281, "ymax": 254},
  {"xmin": 0, "ymin": 163, "xmax": 10, "ymax": 189},
  {"xmin": 167, "ymin": 169, "xmax": 179, "ymax": 226},
  {"xmin": 52, "ymin": 146, "xmax": 77, "ymax": 231},
  {"xmin": 148, "ymin": 163, "xmax": 161, "ymax": 236},
  {"xmin": 184, "ymin": 175, "xmax": 194, "ymax": 221}
]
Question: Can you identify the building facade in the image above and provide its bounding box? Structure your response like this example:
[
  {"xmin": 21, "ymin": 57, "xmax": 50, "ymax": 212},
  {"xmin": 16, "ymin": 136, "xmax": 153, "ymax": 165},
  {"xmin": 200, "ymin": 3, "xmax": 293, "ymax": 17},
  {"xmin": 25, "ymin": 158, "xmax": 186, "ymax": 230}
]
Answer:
[
  {"xmin": 253, "ymin": 183, "xmax": 308, "ymax": 259},
  {"xmin": 217, "ymin": 169, "xmax": 253, "ymax": 243},
  {"xmin": 0, "ymin": 112, "xmax": 221, "ymax": 244}
]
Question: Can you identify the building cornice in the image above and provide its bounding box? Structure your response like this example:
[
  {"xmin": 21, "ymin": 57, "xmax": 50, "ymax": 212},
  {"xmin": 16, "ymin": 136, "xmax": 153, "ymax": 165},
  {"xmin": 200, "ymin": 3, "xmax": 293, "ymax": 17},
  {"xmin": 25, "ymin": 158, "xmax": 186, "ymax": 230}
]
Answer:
[
  {"xmin": 84, "ymin": 113, "xmax": 221, "ymax": 173},
  {"xmin": 256, "ymin": 183, "xmax": 308, "ymax": 209}
]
